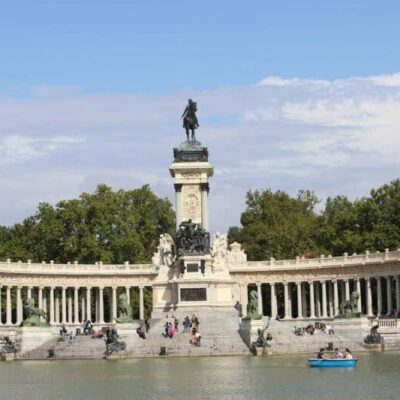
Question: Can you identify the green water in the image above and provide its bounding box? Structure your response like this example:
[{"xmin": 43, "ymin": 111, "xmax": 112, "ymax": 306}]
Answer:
[{"xmin": 1, "ymin": 353, "xmax": 399, "ymax": 400}]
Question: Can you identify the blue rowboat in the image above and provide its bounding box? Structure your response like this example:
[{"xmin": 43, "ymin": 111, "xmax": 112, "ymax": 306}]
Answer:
[{"xmin": 308, "ymin": 358, "xmax": 357, "ymax": 368}]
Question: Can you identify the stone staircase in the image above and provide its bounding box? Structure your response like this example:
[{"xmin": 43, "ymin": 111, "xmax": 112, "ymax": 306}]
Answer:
[
  {"xmin": 120, "ymin": 310, "xmax": 250, "ymax": 358},
  {"xmin": 265, "ymin": 319, "xmax": 368, "ymax": 354}
]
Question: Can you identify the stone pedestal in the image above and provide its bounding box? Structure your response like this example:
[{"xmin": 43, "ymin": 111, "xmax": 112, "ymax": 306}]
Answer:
[{"xmin": 17, "ymin": 327, "xmax": 58, "ymax": 356}]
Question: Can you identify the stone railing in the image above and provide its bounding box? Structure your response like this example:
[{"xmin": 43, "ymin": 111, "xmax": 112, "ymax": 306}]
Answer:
[
  {"xmin": 0, "ymin": 259, "xmax": 156, "ymax": 275},
  {"xmin": 369, "ymin": 319, "xmax": 398, "ymax": 328},
  {"xmin": 232, "ymin": 249, "xmax": 400, "ymax": 271}
]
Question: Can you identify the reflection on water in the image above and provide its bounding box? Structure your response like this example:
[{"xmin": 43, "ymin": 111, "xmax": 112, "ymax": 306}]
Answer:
[{"xmin": 0, "ymin": 353, "xmax": 399, "ymax": 400}]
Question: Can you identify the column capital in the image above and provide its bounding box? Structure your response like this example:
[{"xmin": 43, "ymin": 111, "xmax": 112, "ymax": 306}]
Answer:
[{"xmin": 174, "ymin": 183, "xmax": 182, "ymax": 192}]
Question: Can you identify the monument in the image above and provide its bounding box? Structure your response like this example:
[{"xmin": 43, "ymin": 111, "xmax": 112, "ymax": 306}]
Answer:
[{"xmin": 152, "ymin": 100, "xmax": 236, "ymax": 315}]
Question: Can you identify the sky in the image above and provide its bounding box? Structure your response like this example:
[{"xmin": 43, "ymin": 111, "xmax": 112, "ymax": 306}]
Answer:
[{"xmin": 0, "ymin": 0, "xmax": 400, "ymax": 234}]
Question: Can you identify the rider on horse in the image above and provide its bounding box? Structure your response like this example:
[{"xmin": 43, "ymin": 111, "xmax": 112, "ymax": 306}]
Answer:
[{"xmin": 181, "ymin": 99, "xmax": 199, "ymax": 141}]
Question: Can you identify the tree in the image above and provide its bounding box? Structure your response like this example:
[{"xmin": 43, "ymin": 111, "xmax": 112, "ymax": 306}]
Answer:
[
  {"xmin": 0, "ymin": 184, "xmax": 175, "ymax": 264},
  {"xmin": 228, "ymin": 189, "xmax": 321, "ymax": 261}
]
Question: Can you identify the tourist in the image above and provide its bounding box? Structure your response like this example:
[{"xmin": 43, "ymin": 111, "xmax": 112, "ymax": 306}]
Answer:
[
  {"xmin": 325, "ymin": 322, "xmax": 335, "ymax": 335},
  {"xmin": 164, "ymin": 321, "xmax": 170, "ymax": 337},
  {"xmin": 344, "ymin": 348, "xmax": 353, "ymax": 359},
  {"xmin": 137, "ymin": 324, "xmax": 146, "ymax": 339},
  {"xmin": 168, "ymin": 323, "xmax": 175, "ymax": 338},
  {"xmin": 317, "ymin": 348, "xmax": 325, "ymax": 359},
  {"xmin": 144, "ymin": 319, "xmax": 150, "ymax": 333},
  {"xmin": 59, "ymin": 324, "xmax": 67, "ymax": 341},
  {"xmin": 174, "ymin": 317, "xmax": 179, "ymax": 332},
  {"xmin": 183, "ymin": 316, "xmax": 191, "ymax": 332},
  {"xmin": 333, "ymin": 347, "xmax": 343, "ymax": 359},
  {"xmin": 388, "ymin": 308, "xmax": 397, "ymax": 318}
]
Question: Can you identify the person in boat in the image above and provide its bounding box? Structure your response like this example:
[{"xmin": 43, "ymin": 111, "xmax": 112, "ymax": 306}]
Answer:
[
  {"xmin": 344, "ymin": 348, "xmax": 354, "ymax": 359},
  {"xmin": 333, "ymin": 347, "xmax": 343, "ymax": 359},
  {"xmin": 317, "ymin": 348, "xmax": 326, "ymax": 359}
]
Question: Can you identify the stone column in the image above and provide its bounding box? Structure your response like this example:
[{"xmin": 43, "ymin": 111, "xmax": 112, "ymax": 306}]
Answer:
[
  {"xmin": 6, "ymin": 286, "xmax": 12, "ymax": 325},
  {"xmin": 256, "ymin": 283, "xmax": 263, "ymax": 316},
  {"xmin": 174, "ymin": 184, "xmax": 182, "ymax": 230},
  {"xmin": 81, "ymin": 295, "xmax": 86, "ymax": 323},
  {"xmin": 86, "ymin": 287, "xmax": 91, "ymax": 322},
  {"xmin": 321, "ymin": 281, "xmax": 327, "ymax": 318},
  {"xmin": 309, "ymin": 282, "xmax": 315, "ymax": 318},
  {"xmin": 355, "ymin": 278, "xmax": 362, "ymax": 313},
  {"xmin": 95, "ymin": 289, "xmax": 99, "ymax": 323},
  {"xmin": 377, "ymin": 277, "xmax": 382, "ymax": 316},
  {"xmin": 74, "ymin": 288, "xmax": 80, "ymax": 324},
  {"xmin": 67, "ymin": 290, "xmax": 72, "ymax": 324},
  {"xmin": 38, "ymin": 287, "xmax": 43, "ymax": 310},
  {"xmin": 240, "ymin": 284, "xmax": 248, "ymax": 317},
  {"xmin": 283, "ymin": 282, "xmax": 289, "ymax": 319},
  {"xmin": 386, "ymin": 276, "xmax": 392, "ymax": 314},
  {"xmin": 111, "ymin": 287, "xmax": 117, "ymax": 322},
  {"xmin": 125, "ymin": 287, "xmax": 130, "ymax": 305},
  {"xmin": 396, "ymin": 275, "xmax": 400, "ymax": 313},
  {"xmin": 49, "ymin": 287, "xmax": 55, "ymax": 325},
  {"xmin": 0, "ymin": 286, "xmax": 2, "ymax": 325},
  {"xmin": 43, "ymin": 291, "xmax": 48, "ymax": 322},
  {"xmin": 99, "ymin": 287, "xmax": 104, "ymax": 324},
  {"xmin": 296, "ymin": 282, "xmax": 302, "ymax": 318},
  {"xmin": 139, "ymin": 286, "xmax": 144, "ymax": 320},
  {"xmin": 271, "ymin": 283, "xmax": 277, "ymax": 318},
  {"xmin": 345, "ymin": 279, "xmax": 350, "ymax": 301},
  {"xmin": 200, "ymin": 183, "xmax": 209, "ymax": 231},
  {"xmin": 328, "ymin": 282, "xmax": 334, "ymax": 317},
  {"xmin": 333, "ymin": 280, "xmax": 339, "ymax": 316},
  {"xmin": 55, "ymin": 289, "xmax": 60, "ymax": 324},
  {"xmin": 27, "ymin": 287, "xmax": 32, "ymax": 300},
  {"xmin": 366, "ymin": 278, "xmax": 373, "ymax": 317},
  {"xmin": 16, "ymin": 286, "xmax": 23, "ymax": 325}
]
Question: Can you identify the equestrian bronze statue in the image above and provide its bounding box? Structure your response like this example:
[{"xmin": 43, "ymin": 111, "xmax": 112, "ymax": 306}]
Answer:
[{"xmin": 181, "ymin": 99, "xmax": 199, "ymax": 141}]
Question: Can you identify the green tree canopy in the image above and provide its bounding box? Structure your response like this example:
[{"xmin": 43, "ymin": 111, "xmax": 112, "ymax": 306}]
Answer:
[
  {"xmin": 228, "ymin": 189, "xmax": 321, "ymax": 261},
  {"xmin": 0, "ymin": 184, "xmax": 175, "ymax": 264}
]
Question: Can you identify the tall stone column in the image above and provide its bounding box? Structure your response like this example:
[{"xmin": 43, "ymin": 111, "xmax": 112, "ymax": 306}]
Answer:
[
  {"xmin": 345, "ymin": 279, "xmax": 350, "ymax": 301},
  {"xmin": 200, "ymin": 183, "xmax": 209, "ymax": 231},
  {"xmin": 0, "ymin": 286, "xmax": 2, "ymax": 325},
  {"xmin": 74, "ymin": 288, "xmax": 80, "ymax": 324},
  {"xmin": 49, "ymin": 287, "xmax": 55, "ymax": 325},
  {"xmin": 283, "ymin": 282, "xmax": 289, "ymax": 319},
  {"xmin": 321, "ymin": 281, "xmax": 327, "ymax": 318},
  {"xmin": 296, "ymin": 282, "xmax": 302, "ymax": 318},
  {"xmin": 86, "ymin": 287, "xmax": 92, "ymax": 322},
  {"xmin": 43, "ymin": 291, "xmax": 48, "ymax": 322},
  {"xmin": 27, "ymin": 287, "xmax": 32, "ymax": 300},
  {"xmin": 271, "ymin": 283, "xmax": 277, "ymax": 319},
  {"xmin": 99, "ymin": 287, "xmax": 104, "ymax": 324},
  {"xmin": 396, "ymin": 275, "xmax": 400, "ymax": 313},
  {"xmin": 139, "ymin": 286, "xmax": 144, "ymax": 320},
  {"xmin": 16, "ymin": 286, "xmax": 23, "ymax": 325},
  {"xmin": 240, "ymin": 284, "xmax": 248, "ymax": 317},
  {"xmin": 386, "ymin": 276, "xmax": 392, "ymax": 313},
  {"xmin": 112, "ymin": 287, "xmax": 117, "ymax": 322},
  {"xmin": 95, "ymin": 289, "xmax": 100, "ymax": 323},
  {"xmin": 309, "ymin": 282, "xmax": 315, "ymax": 318},
  {"xmin": 6, "ymin": 286, "xmax": 12, "ymax": 325},
  {"xmin": 355, "ymin": 278, "xmax": 361, "ymax": 313},
  {"xmin": 256, "ymin": 283, "xmax": 263, "ymax": 316},
  {"xmin": 68, "ymin": 290, "xmax": 73, "ymax": 324},
  {"xmin": 55, "ymin": 289, "xmax": 60, "ymax": 324},
  {"xmin": 174, "ymin": 184, "xmax": 182, "ymax": 230},
  {"xmin": 366, "ymin": 278, "xmax": 373, "ymax": 317},
  {"xmin": 377, "ymin": 277, "xmax": 382, "ymax": 316},
  {"xmin": 333, "ymin": 280, "xmax": 339, "ymax": 316},
  {"xmin": 38, "ymin": 287, "xmax": 43, "ymax": 310},
  {"xmin": 125, "ymin": 287, "xmax": 130, "ymax": 305}
]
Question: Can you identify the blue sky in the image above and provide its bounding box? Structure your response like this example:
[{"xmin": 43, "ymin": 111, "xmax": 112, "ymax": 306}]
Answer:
[{"xmin": 1, "ymin": 1, "xmax": 400, "ymax": 235}]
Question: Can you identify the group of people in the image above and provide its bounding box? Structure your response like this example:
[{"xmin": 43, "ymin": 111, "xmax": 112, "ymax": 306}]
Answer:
[
  {"xmin": 164, "ymin": 317, "xmax": 179, "ymax": 338},
  {"xmin": 317, "ymin": 347, "xmax": 354, "ymax": 359},
  {"xmin": 295, "ymin": 322, "xmax": 335, "ymax": 337}
]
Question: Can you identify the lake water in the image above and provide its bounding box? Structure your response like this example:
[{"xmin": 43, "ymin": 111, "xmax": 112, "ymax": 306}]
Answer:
[{"xmin": 1, "ymin": 353, "xmax": 399, "ymax": 400}]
